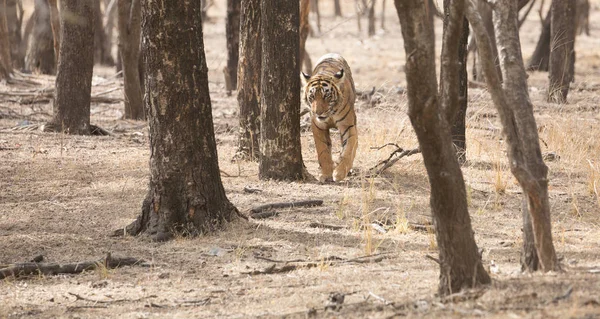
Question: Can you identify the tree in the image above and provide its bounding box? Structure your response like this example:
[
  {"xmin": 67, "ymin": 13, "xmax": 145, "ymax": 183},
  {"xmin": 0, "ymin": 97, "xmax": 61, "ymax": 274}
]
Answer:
[
  {"xmin": 526, "ymin": 10, "xmax": 550, "ymax": 71},
  {"xmin": 299, "ymin": 0, "xmax": 311, "ymax": 73},
  {"xmin": 122, "ymin": 0, "xmax": 238, "ymax": 241},
  {"xmin": 94, "ymin": 0, "xmax": 113, "ymax": 65},
  {"xmin": 334, "ymin": 0, "xmax": 342, "ymax": 17},
  {"xmin": 4, "ymin": 0, "xmax": 24, "ymax": 70},
  {"xmin": 367, "ymin": 0, "xmax": 376, "ymax": 36},
  {"xmin": 259, "ymin": 0, "xmax": 306, "ymax": 181},
  {"xmin": 0, "ymin": 0, "xmax": 12, "ymax": 80},
  {"xmin": 394, "ymin": 0, "xmax": 491, "ymax": 295},
  {"xmin": 118, "ymin": 0, "xmax": 144, "ymax": 120},
  {"xmin": 236, "ymin": 0, "xmax": 261, "ymax": 161},
  {"xmin": 49, "ymin": 0, "xmax": 95, "ymax": 134},
  {"xmin": 548, "ymin": 0, "xmax": 575, "ymax": 103},
  {"xmin": 103, "ymin": 0, "xmax": 117, "ymax": 67},
  {"xmin": 224, "ymin": 0, "xmax": 240, "ymax": 92},
  {"xmin": 465, "ymin": 0, "xmax": 560, "ymax": 272},
  {"xmin": 25, "ymin": 0, "xmax": 55, "ymax": 74}
]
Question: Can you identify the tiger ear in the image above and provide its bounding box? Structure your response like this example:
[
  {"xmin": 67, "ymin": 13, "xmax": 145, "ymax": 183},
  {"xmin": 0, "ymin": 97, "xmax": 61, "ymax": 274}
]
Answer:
[
  {"xmin": 301, "ymin": 72, "xmax": 311, "ymax": 81},
  {"xmin": 334, "ymin": 68, "xmax": 344, "ymax": 79}
]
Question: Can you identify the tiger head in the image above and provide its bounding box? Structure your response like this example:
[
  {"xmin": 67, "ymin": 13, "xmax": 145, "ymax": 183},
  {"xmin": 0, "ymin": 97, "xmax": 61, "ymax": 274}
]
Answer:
[{"xmin": 302, "ymin": 69, "xmax": 345, "ymax": 122}]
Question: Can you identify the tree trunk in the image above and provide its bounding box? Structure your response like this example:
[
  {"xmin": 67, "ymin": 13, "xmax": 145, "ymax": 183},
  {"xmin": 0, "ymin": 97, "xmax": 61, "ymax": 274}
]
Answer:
[
  {"xmin": 225, "ymin": 0, "xmax": 240, "ymax": 91},
  {"xmin": 5, "ymin": 0, "xmax": 24, "ymax": 70},
  {"xmin": 103, "ymin": 0, "xmax": 117, "ymax": 67},
  {"xmin": 47, "ymin": 0, "xmax": 59, "ymax": 63},
  {"xmin": 526, "ymin": 10, "xmax": 550, "ymax": 71},
  {"xmin": 368, "ymin": 0, "xmax": 376, "ymax": 36},
  {"xmin": 395, "ymin": 0, "xmax": 491, "ymax": 296},
  {"xmin": 548, "ymin": 0, "xmax": 575, "ymax": 103},
  {"xmin": 236, "ymin": 0, "xmax": 261, "ymax": 160},
  {"xmin": 334, "ymin": 0, "xmax": 342, "ymax": 17},
  {"xmin": 473, "ymin": 0, "xmax": 501, "ymax": 82},
  {"xmin": 25, "ymin": 0, "xmax": 55, "ymax": 74},
  {"xmin": 355, "ymin": 0, "xmax": 362, "ymax": 32},
  {"xmin": 0, "ymin": 0, "xmax": 12, "ymax": 80},
  {"xmin": 259, "ymin": 0, "xmax": 306, "ymax": 181},
  {"xmin": 50, "ymin": 0, "xmax": 95, "ymax": 135},
  {"xmin": 299, "ymin": 0, "xmax": 310, "ymax": 73},
  {"xmin": 117, "ymin": 0, "xmax": 144, "ymax": 120},
  {"xmin": 380, "ymin": 0, "xmax": 385, "ymax": 30},
  {"xmin": 442, "ymin": 0, "xmax": 469, "ymax": 165},
  {"xmin": 465, "ymin": 0, "xmax": 560, "ymax": 272},
  {"xmin": 575, "ymin": 0, "xmax": 590, "ymax": 36},
  {"xmin": 93, "ymin": 0, "xmax": 112, "ymax": 65},
  {"xmin": 125, "ymin": 0, "xmax": 238, "ymax": 241},
  {"xmin": 311, "ymin": 0, "xmax": 321, "ymax": 34}
]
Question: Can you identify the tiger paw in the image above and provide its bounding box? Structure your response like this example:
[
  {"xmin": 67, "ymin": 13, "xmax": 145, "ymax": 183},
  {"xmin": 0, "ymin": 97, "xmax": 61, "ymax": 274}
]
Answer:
[
  {"xmin": 333, "ymin": 168, "xmax": 349, "ymax": 182},
  {"xmin": 319, "ymin": 174, "xmax": 334, "ymax": 183}
]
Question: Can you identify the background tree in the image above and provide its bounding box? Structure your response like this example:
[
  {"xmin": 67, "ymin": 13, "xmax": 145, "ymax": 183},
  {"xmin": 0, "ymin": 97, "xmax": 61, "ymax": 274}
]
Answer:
[
  {"xmin": 367, "ymin": 0, "xmax": 376, "ymax": 36},
  {"xmin": 93, "ymin": 0, "xmax": 113, "ymax": 65},
  {"xmin": 236, "ymin": 0, "xmax": 261, "ymax": 160},
  {"xmin": 25, "ymin": 0, "xmax": 54, "ymax": 74},
  {"xmin": 48, "ymin": 0, "xmax": 95, "ymax": 134},
  {"xmin": 334, "ymin": 0, "xmax": 342, "ymax": 17},
  {"xmin": 123, "ymin": 0, "xmax": 237, "ymax": 241},
  {"xmin": 259, "ymin": 0, "xmax": 306, "ymax": 181},
  {"xmin": 47, "ymin": 0, "xmax": 59, "ymax": 62},
  {"xmin": 0, "ymin": 0, "xmax": 12, "ymax": 80},
  {"xmin": 299, "ymin": 0, "xmax": 311, "ymax": 73},
  {"xmin": 394, "ymin": 0, "xmax": 491, "ymax": 295},
  {"xmin": 465, "ymin": 0, "xmax": 560, "ymax": 272},
  {"xmin": 4, "ymin": 0, "xmax": 24, "ymax": 69},
  {"xmin": 548, "ymin": 0, "xmax": 575, "ymax": 103},
  {"xmin": 224, "ymin": 0, "xmax": 240, "ymax": 92},
  {"xmin": 527, "ymin": 10, "xmax": 550, "ymax": 71},
  {"xmin": 103, "ymin": 0, "xmax": 117, "ymax": 66},
  {"xmin": 118, "ymin": 0, "xmax": 144, "ymax": 120}
]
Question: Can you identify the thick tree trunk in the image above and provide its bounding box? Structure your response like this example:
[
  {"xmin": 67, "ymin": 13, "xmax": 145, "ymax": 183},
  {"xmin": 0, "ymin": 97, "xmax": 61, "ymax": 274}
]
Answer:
[
  {"xmin": 0, "ymin": 0, "xmax": 12, "ymax": 80},
  {"xmin": 526, "ymin": 10, "xmax": 550, "ymax": 71},
  {"xmin": 334, "ymin": 0, "xmax": 342, "ymax": 17},
  {"xmin": 299, "ymin": 0, "xmax": 310, "ymax": 73},
  {"xmin": 236, "ymin": 0, "xmax": 261, "ymax": 160},
  {"xmin": 368, "ymin": 0, "xmax": 376, "ymax": 36},
  {"xmin": 25, "ymin": 0, "xmax": 55, "ymax": 74},
  {"xmin": 50, "ymin": 0, "xmax": 95, "ymax": 135},
  {"xmin": 548, "ymin": 0, "xmax": 575, "ymax": 103},
  {"xmin": 5, "ymin": 0, "xmax": 24, "ymax": 70},
  {"xmin": 395, "ymin": 0, "xmax": 490, "ymax": 296},
  {"xmin": 225, "ymin": 0, "xmax": 240, "ymax": 91},
  {"xmin": 125, "ymin": 0, "xmax": 237, "ymax": 241},
  {"xmin": 466, "ymin": 0, "xmax": 560, "ymax": 272},
  {"xmin": 118, "ymin": 0, "xmax": 144, "ymax": 120},
  {"xmin": 442, "ymin": 1, "xmax": 469, "ymax": 164},
  {"xmin": 259, "ymin": 0, "xmax": 306, "ymax": 181}
]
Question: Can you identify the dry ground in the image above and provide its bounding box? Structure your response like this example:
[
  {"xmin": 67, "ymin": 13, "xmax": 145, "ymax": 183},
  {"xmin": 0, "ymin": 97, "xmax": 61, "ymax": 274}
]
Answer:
[{"xmin": 1, "ymin": 1, "xmax": 600, "ymax": 318}]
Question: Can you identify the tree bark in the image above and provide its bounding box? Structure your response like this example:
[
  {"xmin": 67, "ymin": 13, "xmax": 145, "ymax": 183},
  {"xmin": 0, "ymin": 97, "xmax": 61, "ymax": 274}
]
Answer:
[
  {"xmin": 311, "ymin": 0, "xmax": 321, "ymax": 34},
  {"xmin": 395, "ymin": 0, "xmax": 490, "ymax": 296},
  {"xmin": 472, "ymin": 0, "xmax": 501, "ymax": 82},
  {"xmin": 548, "ymin": 0, "xmax": 575, "ymax": 103},
  {"xmin": 25, "ymin": 0, "xmax": 55, "ymax": 74},
  {"xmin": 526, "ymin": 9, "xmax": 550, "ymax": 71},
  {"xmin": 236, "ymin": 0, "xmax": 261, "ymax": 161},
  {"xmin": 118, "ymin": 0, "xmax": 144, "ymax": 120},
  {"xmin": 465, "ymin": 0, "xmax": 560, "ymax": 272},
  {"xmin": 380, "ymin": 0, "xmax": 386, "ymax": 30},
  {"xmin": 334, "ymin": 0, "xmax": 342, "ymax": 17},
  {"xmin": 0, "ymin": 0, "xmax": 12, "ymax": 80},
  {"xmin": 125, "ymin": 0, "xmax": 238, "ymax": 241},
  {"xmin": 259, "ymin": 0, "xmax": 306, "ymax": 181},
  {"xmin": 368, "ymin": 0, "xmax": 376, "ymax": 36},
  {"xmin": 103, "ymin": 0, "xmax": 117, "ymax": 67},
  {"xmin": 225, "ymin": 0, "xmax": 240, "ymax": 91},
  {"xmin": 47, "ymin": 0, "xmax": 59, "ymax": 63},
  {"xmin": 50, "ymin": 0, "xmax": 95, "ymax": 135},
  {"xmin": 299, "ymin": 0, "xmax": 310, "ymax": 73},
  {"xmin": 5, "ymin": 0, "xmax": 24, "ymax": 70},
  {"xmin": 93, "ymin": 0, "xmax": 112, "ymax": 65},
  {"xmin": 451, "ymin": 19, "xmax": 469, "ymax": 164}
]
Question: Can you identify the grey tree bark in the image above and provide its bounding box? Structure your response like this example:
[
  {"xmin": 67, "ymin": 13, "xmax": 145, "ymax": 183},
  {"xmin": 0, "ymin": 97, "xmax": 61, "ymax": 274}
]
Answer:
[
  {"xmin": 259, "ymin": 0, "xmax": 306, "ymax": 181},
  {"xmin": 124, "ymin": 0, "xmax": 238, "ymax": 241},
  {"xmin": 334, "ymin": 0, "xmax": 342, "ymax": 17},
  {"xmin": 465, "ymin": 0, "xmax": 560, "ymax": 272},
  {"xmin": 4, "ymin": 0, "xmax": 24, "ymax": 69},
  {"xmin": 25, "ymin": 0, "xmax": 55, "ymax": 74},
  {"xmin": 526, "ymin": 10, "xmax": 550, "ymax": 71},
  {"xmin": 224, "ymin": 0, "xmax": 240, "ymax": 91},
  {"xmin": 368, "ymin": 0, "xmax": 376, "ymax": 36},
  {"xmin": 50, "ymin": 0, "xmax": 95, "ymax": 135},
  {"xmin": 0, "ymin": 0, "xmax": 12, "ymax": 80},
  {"xmin": 395, "ymin": 0, "xmax": 491, "ymax": 296},
  {"xmin": 103, "ymin": 0, "xmax": 117, "ymax": 67},
  {"xmin": 118, "ymin": 0, "xmax": 144, "ymax": 120},
  {"xmin": 548, "ymin": 0, "xmax": 575, "ymax": 103},
  {"xmin": 93, "ymin": 0, "xmax": 112, "ymax": 65},
  {"xmin": 236, "ymin": 0, "xmax": 261, "ymax": 161}
]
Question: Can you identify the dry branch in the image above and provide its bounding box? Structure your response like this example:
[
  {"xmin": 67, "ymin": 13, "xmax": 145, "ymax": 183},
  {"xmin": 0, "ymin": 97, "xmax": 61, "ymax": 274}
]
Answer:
[
  {"xmin": 245, "ymin": 254, "xmax": 386, "ymax": 275},
  {"xmin": 367, "ymin": 145, "xmax": 420, "ymax": 177},
  {"xmin": 249, "ymin": 200, "xmax": 324, "ymax": 217},
  {"xmin": 309, "ymin": 221, "xmax": 346, "ymax": 230},
  {"xmin": 0, "ymin": 254, "xmax": 146, "ymax": 280},
  {"xmin": 0, "ymin": 88, "xmax": 123, "ymax": 104}
]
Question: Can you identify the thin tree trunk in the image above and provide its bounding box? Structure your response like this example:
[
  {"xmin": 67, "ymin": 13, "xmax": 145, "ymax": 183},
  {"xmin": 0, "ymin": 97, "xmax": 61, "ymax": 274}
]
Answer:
[
  {"xmin": 395, "ymin": 0, "xmax": 491, "ymax": 296},
  {"xmin": 50, "ymin": 0, "xmax": 95, "ymax": 135},
  {"xmin": 118, "ymin": 0, "xmax": 144, "ymax": 120},
  {"xmin": 5, "ymin": 0, "xmax": 24, "ymax": 69},
  {"xmin": 466, "ymin": 0, "xmax": 560, "ymax": 272},
  {"xmin": 25, "ymin": 0, "xmax": 55, "ymax": 74},
  {"xmin": 380, "ymin": 0, "xmax": 385, "ymax": 30},
  {"xmin": 259, "ymin": 0, "xmax": 306, "ymax": 181},
  {"xmin": 311, "ymin": 0, "xmax": 321, "ymax": 34},
  {"xmin": 236, "ymin": 0, "xmax": 261, "ymax": 160},
  {"xmin": 473, "ymin": 0, "xmax": 501, "ymax": 82},
  {"xmin": 125, "ymin": 0, "xmax": 237, "ymax": 241},
  {"xmin": 334, "ymin": 0, "xmax": 342, "ymax": 17},
  {"xmin": 93, "ymin": 0, "xmax": 112, "ymax": 65},
  {"xmin": 355, "ymin": 0, "xmax": 362, "ymax": 32},
  {"xmin": 548, "ymin": 0, "xmax": 575, "ymax": 103},
  {"xmin": 103, "ymin": 0, "xmax": 117, "ymax": 66},
  {"xmin": 47, "ymin": 0, "xmax": 59, "ymax": 63},
  {"xmin": 299, "ymin": 0, "xmax": 310, "ymax": 73},
  {"xmin": 20, "ymin": 8, "xmax": 33, "ymax": 63},
  {"xmin": 526, "ymin": 9, "xmax": 550, "ymax": 71},
  {"xmin": 0, "ymin": 0, "xmax": 12, "ymax": 80},
  {"xmin": 368, "ymin": 0, "xmax": 376, "ymax": 36},
  {"xmin": 224, "ymin": 0, "xmax": 240, "ymax": 91}
]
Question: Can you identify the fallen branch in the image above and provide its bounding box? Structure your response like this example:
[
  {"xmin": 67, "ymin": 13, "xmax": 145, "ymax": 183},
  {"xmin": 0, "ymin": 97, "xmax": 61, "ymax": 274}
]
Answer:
[
  {"xmin": 249, "ymin": 200, "xmax": 324, "ymax": 219},
  {"xmin": 367, "ymin": 145, "xmax": 421, "ymax": 177},
  {"xmin": 308, "ymin": 222, "xmax": 346, "ymax": 231},
  {"xmin": 0, "ymin": 253, "xmax": 147, "ymax": 280},
  {"xmin": 68, "ymin": 292, "xmax": 157, "ymax": 304},
  {"xmin": 408, "ymin": 222, "xmax": 434, "ymax": 232},
  {"xmin": 0, "ymin": 88, "xmax": 123, "ymax": 104},
  {"xmin": 245, "ymin": 253, "xmax": 388, "ymax": 275}
]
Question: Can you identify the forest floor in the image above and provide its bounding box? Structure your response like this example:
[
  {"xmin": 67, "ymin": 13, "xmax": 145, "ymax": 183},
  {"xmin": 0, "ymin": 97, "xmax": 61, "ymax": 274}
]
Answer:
[{"xmin": 1, "ymin": 1, "xmax": 600, "ymax": 318}]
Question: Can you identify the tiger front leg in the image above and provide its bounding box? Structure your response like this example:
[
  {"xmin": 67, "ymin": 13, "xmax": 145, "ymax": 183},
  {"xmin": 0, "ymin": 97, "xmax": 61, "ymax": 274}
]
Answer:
[
  {"xmin": 311, "ymin": 119, "xmax": 334, "ymax": 183},
  {"xmin": 334, "ymin": 124, "xmax": 358, "ymax": 182}
]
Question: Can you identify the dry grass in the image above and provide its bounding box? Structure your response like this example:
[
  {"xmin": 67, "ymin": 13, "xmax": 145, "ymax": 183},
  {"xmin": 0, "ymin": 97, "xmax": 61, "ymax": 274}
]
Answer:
[{"xmin": 1, "ymin": 1, "xmax": 600, "ymax": 318}]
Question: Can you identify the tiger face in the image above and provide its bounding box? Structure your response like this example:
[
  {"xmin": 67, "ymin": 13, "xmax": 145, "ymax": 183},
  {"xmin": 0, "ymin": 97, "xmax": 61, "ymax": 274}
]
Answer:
[{"xmin": 302, "ymin": 70, "xmax": 344, "ymax": 122}]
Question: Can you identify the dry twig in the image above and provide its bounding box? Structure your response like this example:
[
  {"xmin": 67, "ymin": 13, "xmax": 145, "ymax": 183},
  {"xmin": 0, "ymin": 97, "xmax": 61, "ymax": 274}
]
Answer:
[{"xmin": 367, "ymin": 144, "xmax": 421, "ymax": 177}]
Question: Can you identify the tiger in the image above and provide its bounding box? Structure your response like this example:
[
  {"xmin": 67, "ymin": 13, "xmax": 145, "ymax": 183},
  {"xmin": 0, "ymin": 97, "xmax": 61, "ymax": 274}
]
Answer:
[{"xmin": 302, "ymin": 53, "xmax": 358, "ymax": 183}]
